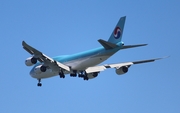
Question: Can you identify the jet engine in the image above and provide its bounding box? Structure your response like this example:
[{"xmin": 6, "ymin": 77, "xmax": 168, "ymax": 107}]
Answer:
[
  {"xmin": 25, "ymin": 57, "xmax": 37, "ymax": 66},
  {"xmin": 34, "ymin": 65, "xmax": 47, "ymax": 74},
  {"xmin": 85, "ymin": 72, "xmax": 99, "ymax": 80},
  {"xmin": 115, "ymin": 66, "xmax": 128, "ymax": 75}
]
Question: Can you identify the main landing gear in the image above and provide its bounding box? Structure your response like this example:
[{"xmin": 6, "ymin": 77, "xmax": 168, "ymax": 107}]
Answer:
[
  {"xmin": 37, "ymin": 79, "xmax": 42, "ymax": 87},
  {"xmin": 59, "ymin": 69, "xmax": 65, "ymax": 78},
  {"xmin": 36, "ymin": 70, "xmax": 89, "ymax": 86},
  {"xmin": 70, "ymin": 70, "xmax": 77, "ymax": 77},
  {"xmin": 83, "ymin": 76, "xmax": 89, "ymax": 80},
  {"xmin": 78, "ymin": 71, "xmax": 89, "ymax": 80}
]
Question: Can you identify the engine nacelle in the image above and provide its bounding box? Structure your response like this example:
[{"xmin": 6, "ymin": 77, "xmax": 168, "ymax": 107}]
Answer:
[
  {"xmin": 87, "ymin": 72, "xmax": 99, "ymax": 79},
  {"xmin": 25, "ymin": 57, "xmax": 37, "ymax": 66},
  {"xmin": 116, "ymin": 66, "xmax": 128, "ymax": 75},
  {"xmin": 34, "ymin": 65, "xmax": 47, "ymax": 74}
]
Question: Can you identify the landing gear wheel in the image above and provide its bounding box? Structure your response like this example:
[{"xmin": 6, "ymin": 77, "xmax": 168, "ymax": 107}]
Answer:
[
  {"xmin": 60, "ymin": 75, "xmax": 65, "ymax": 78},
  {"xmin": 70, "ymin": 70, "xmax": 77, "ymax": 77},
  {"xmin": 83, "ymin": 76, "xmax": 89, "ymax": 80},
  {"xmin": 59, "ymin": 69, "xmax": 65, "ymax": 78},
  {"xmin": 78, "ymin": 74, "xmax": 84, "ymax": 78},
  {"xmin": 37, "ymin": 79, "xmax": 42, "ymax": 87},
  {"xmin": 70, "ymin": 73, "xmax": 77, "ymax": 77},
  {"xmin": 37, "ymin": 83, "xmax": 42, "ymax": 87}
]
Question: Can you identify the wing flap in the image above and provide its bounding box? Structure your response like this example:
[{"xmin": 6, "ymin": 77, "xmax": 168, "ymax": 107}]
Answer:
[
  {"xmin": 106, "ymin": 62, "xmax": 133, "ymax": 68},
  {"xmin": 54, "ymin": 60, "xmax": 70, "ymax": 71},
  {"xmin": 86, "ymin": 66, "xmax": 106, "ymax": 73}
]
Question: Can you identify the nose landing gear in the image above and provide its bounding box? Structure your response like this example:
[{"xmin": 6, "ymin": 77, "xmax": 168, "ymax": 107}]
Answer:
[{"xmin": 37, "ymin": 79, "xmax": 42, "ymax": 87}]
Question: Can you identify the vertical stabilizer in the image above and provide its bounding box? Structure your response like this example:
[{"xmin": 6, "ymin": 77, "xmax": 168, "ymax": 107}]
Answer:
[{"xmin": 108, "ymin": 16, "xmax": 126, "ymax": 44}]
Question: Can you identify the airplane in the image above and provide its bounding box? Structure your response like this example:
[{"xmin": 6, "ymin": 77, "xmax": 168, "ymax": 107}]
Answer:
[{"xmin": 22, "ymin": 16, "xmax": 166, "ymax": 87}]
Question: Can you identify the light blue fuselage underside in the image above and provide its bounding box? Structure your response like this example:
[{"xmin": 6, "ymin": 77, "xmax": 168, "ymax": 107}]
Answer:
[{"xmin": 30, "ymin": 45, "xmax": 122, "ymax": 79}]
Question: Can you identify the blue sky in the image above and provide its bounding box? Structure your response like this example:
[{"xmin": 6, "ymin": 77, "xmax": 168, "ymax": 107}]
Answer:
[{"xmin": 0, "ymin": 0, "xmax": 180, "ymax": 113}]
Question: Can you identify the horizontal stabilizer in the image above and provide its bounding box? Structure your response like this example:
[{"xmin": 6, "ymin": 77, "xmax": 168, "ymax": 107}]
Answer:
[
  {"xmin": 121, "ymin": 44, "xmax": 147, "ymax": 49},
  {"xmin": 98, "ymin": 39, "xmax": 117, "ymax": 50}
]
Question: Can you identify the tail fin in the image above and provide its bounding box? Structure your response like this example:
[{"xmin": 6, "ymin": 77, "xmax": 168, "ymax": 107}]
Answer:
[{"xmin": 108, "ymin": 16, "xmax": 126, "ymax": 44}]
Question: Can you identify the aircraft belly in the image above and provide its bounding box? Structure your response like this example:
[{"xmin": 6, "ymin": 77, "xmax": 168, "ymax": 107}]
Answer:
[
  {"xmin": 66, "ymin": 55, "xmax": 110, "ymax": 70},
  {"xmin": 30, "ymin": 68, "xmax": 70, "ymax": 79}
]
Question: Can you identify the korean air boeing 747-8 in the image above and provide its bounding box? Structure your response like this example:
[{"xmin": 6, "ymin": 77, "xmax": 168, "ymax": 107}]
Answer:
[{"xmin": 22, "ymin": 16, "xmax": 166, "ymax": 87}]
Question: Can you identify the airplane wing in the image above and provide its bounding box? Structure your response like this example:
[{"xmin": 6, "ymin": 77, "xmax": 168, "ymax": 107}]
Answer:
[
  {"xmin": 85, "ymin": 57, "xmax": 167, "ymax": 73},
  {"xmin": 22, "ymin": 41, "xmax": 70, "ymax": 71}
]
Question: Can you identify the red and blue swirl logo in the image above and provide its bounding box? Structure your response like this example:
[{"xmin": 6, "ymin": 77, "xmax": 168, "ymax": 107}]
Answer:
[{"xmin": 114, "ymin": 27, "xmax": 122, "ymax": 39}]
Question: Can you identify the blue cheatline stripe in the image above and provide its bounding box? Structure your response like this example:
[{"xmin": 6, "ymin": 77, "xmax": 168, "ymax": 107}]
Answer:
[{"xmin": 53, "ymin": 46, "xmax": 121, "ymax": 63}]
